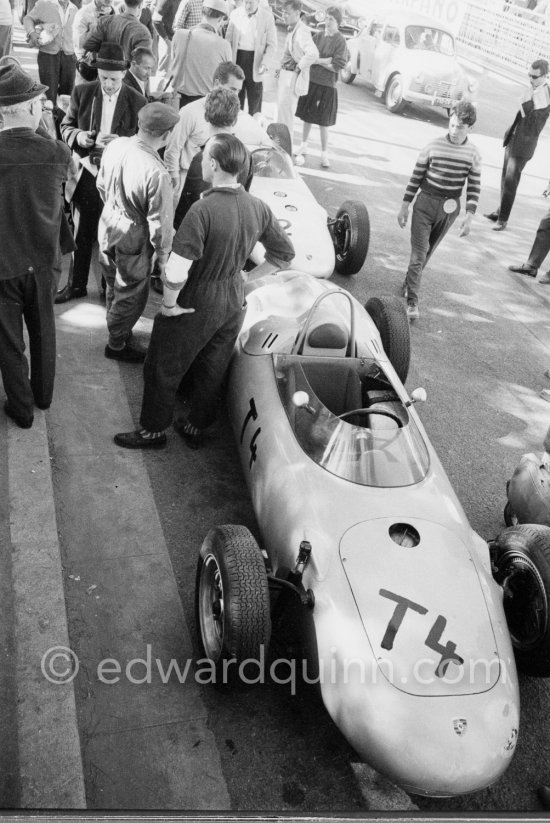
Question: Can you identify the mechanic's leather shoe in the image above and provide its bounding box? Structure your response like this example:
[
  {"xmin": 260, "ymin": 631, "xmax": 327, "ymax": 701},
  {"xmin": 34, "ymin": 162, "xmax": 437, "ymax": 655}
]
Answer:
[
  {"xmin": 508, "ymin": 263, "xmax": 537, "ymax": 276},
  {"xmin": 105, "ymin": 342, "xmax": 147, "ymax": 363},
  {"xmin": 539, "ymin": 271, "xmax": 550, "ymax": 285},
  {"xmin": 174, "ymin": 418, "xmax": 203, "ymax": 450},
  {"xmin": 4, "ymin": 401, "xmax": 33, "ymax": 429},
  {"xmin": 114, "ymin": 429, "xmax": 167, "ymax": 449},
  {"xmin": 537, "ymin": 786, "xmax": 550, "ymax": 810},
  {"xmin": 484, "ymin": 211, "xmax": 499, "ymax": 222},
  {"xmin": 493, "ymin": 221, "xmax": 507, "ymax": 231},
  {"xmin": 55, "ymin": 285, "xmax": 87, "ymax": 304},
  {"xmin": 406, "ymin": 302, "xmax": 419, "ymax": 321}
]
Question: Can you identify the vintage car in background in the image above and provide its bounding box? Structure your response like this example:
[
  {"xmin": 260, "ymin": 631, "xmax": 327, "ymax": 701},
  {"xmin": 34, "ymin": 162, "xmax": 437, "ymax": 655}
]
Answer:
[
  {"xmin": 194, "ymin": 270, "xmax": 550, "ymax": 796},
  {"xmin": 342, "ymin": 11, "xmax": 478, "ymax": 114},
  {"xmin": 269, "ymin": 0, "xmax": 362, "ymax": 34}
]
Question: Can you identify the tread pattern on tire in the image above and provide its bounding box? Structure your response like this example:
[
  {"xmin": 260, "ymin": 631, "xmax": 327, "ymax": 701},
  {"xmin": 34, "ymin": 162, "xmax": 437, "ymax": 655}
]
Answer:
[
  {"xmin": 334, "ymin": 199, "xmax": 370, "ymax": 275},
  {"xmin": 493, "ymin": 524, "xmax": 550, "ymax": 677},
  {"xmin": 365, "ymin": 295, "xmax": 411, "ymax": 383},
  {"xmin": 197, "ymin": 525, "xmax": 271, "ymax": 672}
]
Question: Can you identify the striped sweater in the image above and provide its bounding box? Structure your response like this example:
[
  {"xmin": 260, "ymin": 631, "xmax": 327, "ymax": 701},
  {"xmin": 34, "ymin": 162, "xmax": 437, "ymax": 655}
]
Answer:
[{"xmin": 403, "ymin": 134, "xmax": 482, "ymax": 214}]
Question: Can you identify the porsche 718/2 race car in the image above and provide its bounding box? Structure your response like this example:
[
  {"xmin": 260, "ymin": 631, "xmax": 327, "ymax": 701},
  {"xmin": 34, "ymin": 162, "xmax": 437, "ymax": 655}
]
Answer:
[
  {"xmin": 248, "ymin": 138, "xmax": 370, "ymax": 278},
  {"xmin": 195, "ymin": 271, "xmax": 550, "ymax": 796}
]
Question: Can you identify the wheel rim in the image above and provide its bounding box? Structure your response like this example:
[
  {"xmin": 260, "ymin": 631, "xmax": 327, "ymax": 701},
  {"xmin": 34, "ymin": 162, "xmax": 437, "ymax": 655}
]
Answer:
[
  {"xmin": 199, "ymin": 553, "xmax": 225, "ymax": 659},
  {"xmin": 389, "ymin": 79, "xmax": 402, "ymax": 107},
  {"xmin": 335, "ymin": 213, "xmax": 351, "ymax": 262},
  {"xmin": 499, "ymin": 552, "xmax": 548, "ymax": 651}
]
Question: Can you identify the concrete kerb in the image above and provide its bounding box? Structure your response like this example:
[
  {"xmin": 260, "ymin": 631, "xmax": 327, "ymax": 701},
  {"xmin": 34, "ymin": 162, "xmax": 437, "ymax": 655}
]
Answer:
[{"xmin": 7, "ymin": 413, "xmax": 86, "ymax": 808}]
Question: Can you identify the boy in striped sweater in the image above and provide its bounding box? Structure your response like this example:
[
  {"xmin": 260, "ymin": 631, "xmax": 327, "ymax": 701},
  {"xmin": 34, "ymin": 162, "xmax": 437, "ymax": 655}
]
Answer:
[{"xmin": 397, "ymin": 101, "xmax": 481, "ymax": 320}]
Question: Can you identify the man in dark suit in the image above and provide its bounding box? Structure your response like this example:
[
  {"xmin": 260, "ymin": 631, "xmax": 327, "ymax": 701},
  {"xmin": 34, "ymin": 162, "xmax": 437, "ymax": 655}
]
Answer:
[
  {"xmin": 123, "ymin": 45, "xmax": 155, "ymax": 99},
  {"xmin": 485, "ymin": 59, "xmax": 550, "ymax": 231},
  {"xmin": 0, "ymin": 61, "xmax": 71, "ymax": 428},
  {"xmin": 57, "ymin": 42, "xmax": 146, "ymax": 303}
]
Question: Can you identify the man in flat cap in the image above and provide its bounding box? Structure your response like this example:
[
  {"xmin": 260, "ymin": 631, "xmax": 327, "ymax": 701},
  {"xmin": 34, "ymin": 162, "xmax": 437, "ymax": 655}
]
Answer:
[
  {"xmin": 97, "ymin": 101, "xmax": 178, "ymax": 362},
  {"xmin": 170, "ymin": 0, "xmax": 231, "ymax": 108},
  {"xmin": 58, "ymin": 41, "xmax": 146, "ymax": 303},
  {"xmin": 0, "ymin": 60, "xmax": 71, "ymax": 428}
]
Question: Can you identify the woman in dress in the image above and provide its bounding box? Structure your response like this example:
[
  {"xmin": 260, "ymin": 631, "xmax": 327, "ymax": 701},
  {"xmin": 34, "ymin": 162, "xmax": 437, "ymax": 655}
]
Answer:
[{"xmin": 294, "ymin": 5, "xmax": 347, "ymax": 168}]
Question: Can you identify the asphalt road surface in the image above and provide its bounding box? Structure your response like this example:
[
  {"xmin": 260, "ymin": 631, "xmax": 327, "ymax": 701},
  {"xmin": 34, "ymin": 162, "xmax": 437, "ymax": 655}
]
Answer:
[{"xmin": 12, "ymin": 29, "xmax": 550, "ymax": 813}]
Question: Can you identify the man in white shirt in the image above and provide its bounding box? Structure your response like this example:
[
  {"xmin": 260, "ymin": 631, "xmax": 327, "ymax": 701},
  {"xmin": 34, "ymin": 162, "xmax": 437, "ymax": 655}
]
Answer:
[
  {"xmin": 165, "ymin": 58, "xmax": 271, "ymax": 194},
  {"xmin": 58, "ymin": 42, "xmax": 146, "ymax": 303},
  {"xmin": 225, "ymin": 0, "xmax": 276, "ymax": 115}
]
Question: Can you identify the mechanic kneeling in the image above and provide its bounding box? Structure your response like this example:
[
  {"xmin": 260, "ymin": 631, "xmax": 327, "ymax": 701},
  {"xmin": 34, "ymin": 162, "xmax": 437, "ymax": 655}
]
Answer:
[{"xmin": 114, "ymin": 132, "xmax": 295, "ymax": 450}]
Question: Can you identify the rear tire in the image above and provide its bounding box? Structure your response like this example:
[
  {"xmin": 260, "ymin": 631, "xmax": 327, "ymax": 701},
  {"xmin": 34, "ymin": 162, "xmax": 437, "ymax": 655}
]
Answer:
[
  {"xmin": 385, "ymin": 74, "xmax": 406, "ymax": 114},
  {"xmin": 341, "ymin": 63, "xmax": 356, "ymax": 84},
  {"xmin": 492, "ymin": 524, "xmax": 550, "ymax": 676},
  {"xmin": 333, "ymin": 200, "xmax": 370, "ymax": 275},
  {"xmin": 365, "ymin": 296, "xmax": 410, "ymax": 383},
  {"xmin": 196, "ymin": 525, "xmax": 271, "ymax": 684}
]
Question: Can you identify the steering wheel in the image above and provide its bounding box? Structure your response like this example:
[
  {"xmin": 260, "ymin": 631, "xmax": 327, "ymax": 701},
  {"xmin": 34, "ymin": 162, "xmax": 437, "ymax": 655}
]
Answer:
[{"xmin": 338, "ymin": 405, "xmax": 403, "ymax": 427}]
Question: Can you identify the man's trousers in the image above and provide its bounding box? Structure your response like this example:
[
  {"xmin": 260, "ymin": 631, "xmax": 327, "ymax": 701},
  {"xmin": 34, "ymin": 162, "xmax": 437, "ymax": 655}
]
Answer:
[
  {"xmin": 498, "ymin": 146, "xmax": 528, "ymax": 223},
  {"xmin": 237, "ymin": 49, "xmax": 263, "ymax": 115},
  {"xmin": 140, "ymin": 282, "xmax": 246, "ymax": 432},
  {"xmin": 37, "ymin": 50, "xmax": 76, "ymax": 104},
  {"xmin": 0, "ymin": 270, "xmax": 57, "ymax": 421},
  {"xmin": 527, "ymin": 208, "xmax": 550, "ymax": 270},
  {"xmin": 405, "ymin": 191, "xmax": 459, "ymax": 305}
]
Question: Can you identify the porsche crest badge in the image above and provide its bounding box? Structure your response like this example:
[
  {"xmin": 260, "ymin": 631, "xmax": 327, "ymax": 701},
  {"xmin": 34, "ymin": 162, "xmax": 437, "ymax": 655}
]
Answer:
[{"xmin": 453, "ymin": 718, "xmax": 468, "ymax": 736}]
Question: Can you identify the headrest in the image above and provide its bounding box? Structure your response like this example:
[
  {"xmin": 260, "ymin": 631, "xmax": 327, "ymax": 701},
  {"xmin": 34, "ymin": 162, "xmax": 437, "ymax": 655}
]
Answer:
[{"xmin": 306, "ymin": 322, "xmax": 348, "ymax": 349}]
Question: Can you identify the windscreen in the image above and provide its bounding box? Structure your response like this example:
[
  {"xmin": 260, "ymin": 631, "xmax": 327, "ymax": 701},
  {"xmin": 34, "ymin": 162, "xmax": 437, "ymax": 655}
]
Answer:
[{"xmin": 275, "ymin": 354, "xmax": 430, "ymax": 487}]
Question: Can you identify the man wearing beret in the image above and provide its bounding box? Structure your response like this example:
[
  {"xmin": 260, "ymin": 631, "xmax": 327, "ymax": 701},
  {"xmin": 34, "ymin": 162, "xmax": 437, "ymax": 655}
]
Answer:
[
  {"xmin": 0, "ymin": 61, "xmax": 71, "ymax": 428},
  {"xmin": 97, "ymin": 101, "xmax": 178, "ymax": 362},
  {"xmin": 57, "ymin": 41, "xmax": 146, "ymax": 303}
]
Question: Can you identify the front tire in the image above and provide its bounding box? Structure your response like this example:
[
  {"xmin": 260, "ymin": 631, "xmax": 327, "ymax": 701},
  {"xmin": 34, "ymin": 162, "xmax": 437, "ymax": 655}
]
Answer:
[
  {"xmin": 385, "ymin": 74, "xmax": 406, "ymax": 114},
  {"xmin": 492, "ymin": 524, "xmax": 550, "ymax": 676},
  {"xmin": 333, "ymin": 200, "xmax": 370, "ymax": 275},
  {"xmin": 365, "ymin": 296, "xmax": 410, "ymax": 383},
  {"xmin": 195, "ymin": 525, "xmax": 271, "ymax": 683}
]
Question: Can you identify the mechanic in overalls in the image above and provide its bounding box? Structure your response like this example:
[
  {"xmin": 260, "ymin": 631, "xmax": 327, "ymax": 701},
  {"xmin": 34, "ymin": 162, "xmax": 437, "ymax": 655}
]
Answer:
[{"xmin": 114, "ymin": 132, "xmax": 295, "ymax": 450}]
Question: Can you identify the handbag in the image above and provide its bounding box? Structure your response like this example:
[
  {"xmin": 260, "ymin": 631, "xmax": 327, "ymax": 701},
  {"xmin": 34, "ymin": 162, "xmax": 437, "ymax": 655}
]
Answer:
[{"xmin": 76, "ymin": 53, "xmax": 98, "ymax": 82}]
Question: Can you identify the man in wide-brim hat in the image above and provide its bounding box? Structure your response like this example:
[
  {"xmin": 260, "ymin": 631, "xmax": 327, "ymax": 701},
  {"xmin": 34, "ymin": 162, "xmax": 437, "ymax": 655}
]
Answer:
[
  {"xmin": 57, "ymin": 41, "xmax": 146, "ymax": 304},
  {"xmin": 0, "ymin": 59, "xmax": 72, "ymax": 428}
]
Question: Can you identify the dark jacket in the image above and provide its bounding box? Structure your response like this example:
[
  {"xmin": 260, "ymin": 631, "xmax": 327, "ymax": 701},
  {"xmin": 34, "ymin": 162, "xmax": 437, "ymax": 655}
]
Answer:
[
  {"xmin": 0, "ymin": 128, "xmax": 71, "ymax": 279},
  {"xmin": 123, "ymin": 69, "xmax": 151, "ymax": 100},
  {"xmin": 82, "ymin": 12, "xmax": 152, "ymax": 61},
  {"xmin": 60, "ymin": 80, "xmax": 146, "ymax": 158},
  {"xmin": 503, "ymin": 85, "xmax": 550, "ymax": 159},
  {"xmin": 154, "ymin": 0, "xmax": 180, "ymax": 38}
]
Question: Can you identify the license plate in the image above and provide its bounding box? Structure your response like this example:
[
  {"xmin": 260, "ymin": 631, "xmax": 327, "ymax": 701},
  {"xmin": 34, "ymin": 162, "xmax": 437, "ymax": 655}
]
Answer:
[{"xmin": 433, "ymin": 96, "xmax": 452, "ymax": 107}]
